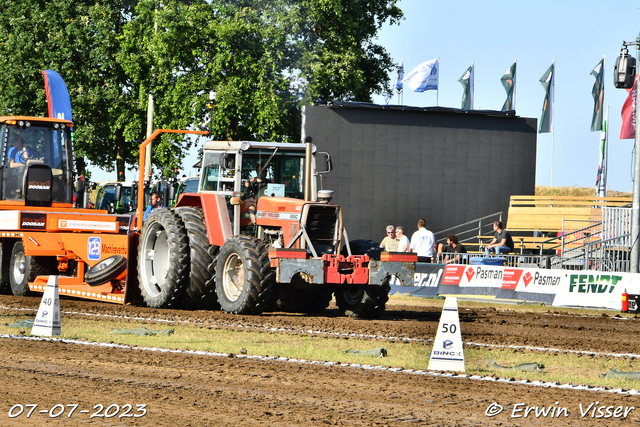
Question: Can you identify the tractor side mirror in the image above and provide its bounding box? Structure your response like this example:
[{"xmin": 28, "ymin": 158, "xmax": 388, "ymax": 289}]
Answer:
[{"xmin": 316, "ymin": 152, "xmax": 333, "ymax": 174}]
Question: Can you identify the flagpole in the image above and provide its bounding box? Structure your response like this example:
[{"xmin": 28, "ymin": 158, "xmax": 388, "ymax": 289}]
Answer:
[
  {"xmin": 551, "ymin": 59, "xmax": 555, "ymax": 187},
  {"xmin": 513, "ymin": 58, "xmax": 517, "ymax": 111},
  {"xmin": 604, "ymin": 106, "xmax": 609, "ymax": 196},
  {"xmin": 437, "ymin": 57, "xmax": 440, "ymax": 106},
  {"xmin": 471, "ymin": 61, "xmax": 474, "ymax": 110}
]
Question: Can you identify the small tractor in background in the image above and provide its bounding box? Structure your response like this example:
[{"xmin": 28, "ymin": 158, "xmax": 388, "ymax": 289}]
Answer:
[{"xmin": 0, "ymin": 117, "xmax": 415, "ymax": 318}]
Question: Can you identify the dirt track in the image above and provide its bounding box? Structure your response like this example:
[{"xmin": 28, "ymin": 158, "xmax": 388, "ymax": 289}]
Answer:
[{"xmin": 2, "ymin": 295, "xmax": 640, "ymax": 426}]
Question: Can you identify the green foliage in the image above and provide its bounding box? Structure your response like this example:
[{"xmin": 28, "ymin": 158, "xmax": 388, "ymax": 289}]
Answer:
[
  {"xmin": 535, "ymin": 186, "xmax": 632, "ymax": 198},
  {"xmin": 0, "ymin": 0, "xmax": 403, "ymax": 178}
]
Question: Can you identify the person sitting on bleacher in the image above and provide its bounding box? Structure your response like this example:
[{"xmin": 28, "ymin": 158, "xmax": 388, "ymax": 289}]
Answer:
[{"xmin": 485, "ymin": 221, "xmax": 514, "ymax": 256}]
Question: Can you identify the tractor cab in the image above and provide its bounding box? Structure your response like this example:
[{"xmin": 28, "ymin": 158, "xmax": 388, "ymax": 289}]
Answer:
[
  {"xmin": 195, "ymin": 141, "xmax": 311, "ymax": 235},
  {"xmin": 0, "ymin": 117, "xmax": 74, "ymax": 207}
]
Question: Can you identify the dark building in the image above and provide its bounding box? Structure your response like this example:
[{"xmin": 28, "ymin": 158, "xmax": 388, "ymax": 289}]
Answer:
[{"xmin": 302, "ymin": 102, "xmax": 537, "ymax": 241}]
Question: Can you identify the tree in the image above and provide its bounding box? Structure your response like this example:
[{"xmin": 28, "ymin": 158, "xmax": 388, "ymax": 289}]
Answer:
[
  {"xmin": 121, "ymin": 0, "xmax": 403, "ymax": 174},
  {"xmin": 0, "ymin": 0, "xmax": 402, "ymax": 179},
  {"xmin": 0, "ymin": 0, "xmax": 144, "ymax": 180}
]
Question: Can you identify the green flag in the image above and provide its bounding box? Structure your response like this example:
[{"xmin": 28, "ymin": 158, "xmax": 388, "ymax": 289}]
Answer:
[
  {"xmin": 539, "ymin": 62, "xmax": 554, "ymax": 134},
  {"xmin": 590, "ymin": 58, "xmax": 604, "ymax": 132},
  {"xmin": 501, "ymin": 61, "xmax": 516, "ymax": 111},
  {"xmin": 458, "ymin": 64, "xmax": 473, "ymax": 110}
]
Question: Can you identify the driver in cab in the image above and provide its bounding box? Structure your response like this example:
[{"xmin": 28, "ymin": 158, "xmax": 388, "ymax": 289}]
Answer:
[
  {"xmin": 7, "ymin": 135, "xmax": 31, "ymax": 168},
  {"xmin": 242, "ymin": 163, "xmax": 271, "ymax": 200}
]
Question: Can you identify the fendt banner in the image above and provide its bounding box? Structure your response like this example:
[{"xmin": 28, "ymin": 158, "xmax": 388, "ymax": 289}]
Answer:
[{"xmin": 552, "ymin": 271, "xmax": 640, "ymax": 310}]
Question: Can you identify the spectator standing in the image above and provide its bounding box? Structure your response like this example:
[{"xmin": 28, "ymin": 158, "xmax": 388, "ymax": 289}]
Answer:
[
  {"xmin": 396, "ymin": 226, "xmax": 410, "ymax": 252},
  {"xmin": 143, "ymin": 191, "xmax": 162, "ymax": 221},
  {"xmin": 379, "ymin": 225, "xmax": 399, "ymax": 252},
  {"xmin": 485, "ymin": 221, "xmax": 514, "ymax": 255},
  {"xmin": 410, "ymin": 218, "xmax": 435, "ymax": 262},
  {"xmin": 442, "ymin": 234, "xmax": 467, "ymax": 264}
]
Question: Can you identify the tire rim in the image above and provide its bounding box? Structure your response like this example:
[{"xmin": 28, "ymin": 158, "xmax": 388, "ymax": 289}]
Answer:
[
  {"xmin": 93, "ymin": 257, "xmax": 115, "ymax": 273},
  {"xmin": 222, "ymin": 253, "xmax": 244, "ymax": 302},
  {"xmin": 12, "ymin": 252, "xmax": 25, "ymax": 284},
  {"xmin": 140, "ymin": 222, "xmax": 170, "ymax": 298}
]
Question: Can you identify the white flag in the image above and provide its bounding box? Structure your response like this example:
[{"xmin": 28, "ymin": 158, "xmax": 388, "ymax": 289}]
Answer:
[
  {"xmin": 392, "ymin": 58, "xmax": 404, "ymax": 92},
  {"xmin": 402, "ymin": 58, "xmax": 439, "ymax": 92}
]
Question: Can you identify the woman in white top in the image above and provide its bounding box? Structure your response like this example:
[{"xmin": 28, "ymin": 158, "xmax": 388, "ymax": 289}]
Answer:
[{"xmin": 396, "ymin": 226, "xmax": 410, "ymax": 252}]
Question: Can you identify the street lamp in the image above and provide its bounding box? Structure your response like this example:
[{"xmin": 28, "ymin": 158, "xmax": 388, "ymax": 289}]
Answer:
[{"xmin": 614, "ymin": 39, "xmax": 640, "ymax": 272}]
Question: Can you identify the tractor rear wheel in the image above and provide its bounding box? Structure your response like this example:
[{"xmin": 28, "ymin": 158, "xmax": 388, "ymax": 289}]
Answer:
[
  {"xmin": 215, "ymin": 235, "xmax": 273, "ymax": 314},
  {"xmin": 9, "ymin": 241, "xmax": 50, "ymax": 296},
  {"xmin": 175, "ymin": 206, "xmax": 220, "ymax": 309},
  {"xmin": 138, "ymin": 208, "xmax": 189, "ymax": 308},
  {"xmin": 334, "ymin": 282, "xmax": 390, "ymax": 318}
]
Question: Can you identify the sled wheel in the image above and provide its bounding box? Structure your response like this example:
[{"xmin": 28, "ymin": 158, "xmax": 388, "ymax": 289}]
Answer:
[
  {"xmin": 137, "ymin": 208, "xmax": 189, "ymax": 308},
  {"xmin": 85, "ymin": 255, "xmax": 127, "ymax": 286},
  {"xmin": 269, "ymin": 283, "xmax": 333, "ymax": 314},
  {"xmin": 175, "ymin": 206, "xmax": 220, "ymax": 309},
  {"xmin": 334, "ymin": 282, "xmax": 390, "ymax": 318},
  {"xmin": 215, "ymin": 235, "xmax": 273, "ymax": 314}
]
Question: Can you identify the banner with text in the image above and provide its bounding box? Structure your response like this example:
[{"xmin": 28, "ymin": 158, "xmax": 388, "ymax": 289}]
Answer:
[
  {"xmin": 552, "ymin": 271, "xmax": 640, "ymax": 309},
  {"xmin": 389, "ymin": 263, "xmax": 443, "ymax": 298},
  {"xmin": 437, "ymin": 264, "xmax": 562, "ymax": 304}
]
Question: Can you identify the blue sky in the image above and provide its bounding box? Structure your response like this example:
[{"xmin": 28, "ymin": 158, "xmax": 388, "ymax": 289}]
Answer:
[
  {"xmin": 92, "ymin": 1, "xmax": 640, "ymax": 192},
  {"xmin": 370, "ymin": 0, "xmax": 640, "ymax": 192}
]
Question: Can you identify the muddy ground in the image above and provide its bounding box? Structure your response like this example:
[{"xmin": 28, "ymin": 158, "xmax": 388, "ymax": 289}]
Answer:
[{"xmin": 1, "ymin": 295, "xmax": 640, "ymax": 426}]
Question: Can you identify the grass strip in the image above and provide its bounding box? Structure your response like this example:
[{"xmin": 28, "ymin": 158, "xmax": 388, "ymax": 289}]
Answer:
[{"xmin": 2, "ymin": 311, "xmax": 640, "ymax": 390}]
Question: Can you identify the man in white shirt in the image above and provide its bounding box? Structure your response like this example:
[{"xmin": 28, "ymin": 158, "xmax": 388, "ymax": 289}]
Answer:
[
  {"xmin": 396, "ymin": 226, "xmax": 410, "ymax": 252},
  {"xmin": 410, "ymin": 218, "xmax": 435, "ymax": 262}
]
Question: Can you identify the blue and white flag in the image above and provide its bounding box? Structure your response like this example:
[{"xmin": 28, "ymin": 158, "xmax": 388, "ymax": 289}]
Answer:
[
  {"xmin": 402, "ymin": 58, "xmax": 439, "ymax": 92},
  {"xmin": 392, "ymin": 58, "xmax": 404, "ymax": 92}
]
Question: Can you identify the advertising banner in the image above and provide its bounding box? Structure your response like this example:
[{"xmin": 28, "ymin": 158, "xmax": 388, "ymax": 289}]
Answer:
[
  {"xmin": 552, "ymin": 272, "xmax": 640, "ymax": 310},
  {"xmin": 389, "ymin": 263, "xmax": 443, "ymax": 298},
  {"xmin": 438, "ymin": 264, "xmax": 561, "ymax": 304}
]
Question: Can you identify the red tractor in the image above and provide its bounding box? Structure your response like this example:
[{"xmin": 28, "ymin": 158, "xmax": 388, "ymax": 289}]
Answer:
[{"xmin": 135, "ymin": 133, "xmax": 416, "ymax": 317}]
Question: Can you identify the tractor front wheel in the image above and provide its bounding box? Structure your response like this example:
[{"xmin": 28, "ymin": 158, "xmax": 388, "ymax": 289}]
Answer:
[{"xmin": 215, "ymin": 236, "xmax": 273, "ymax": 314}]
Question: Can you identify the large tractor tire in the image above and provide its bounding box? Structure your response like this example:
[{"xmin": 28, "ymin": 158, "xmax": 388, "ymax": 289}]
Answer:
[
  {"xmin": 137, "ymin": 208, "xmax": 189, "ymax": 308},
  {"xmin": 269, "ymin": 284, "xmax": 333, "ymax": 314},
  {"xmin": 334, "ymin": 282, "xmax": 390, "ymax": 318},
  {"xmin": 9, "ymin": 241, "xmax": 50, "ymax": 296},
  {"xmin": 215, "ymin": 235, "xmax": 273, "ymax": 314},
  {"xmin": 174, "ymin": 206, "xmax": 220, "ymax": 309},
  {"xmin": 0, "ymin": 240, "xmax": 12, "ymax": 294}
]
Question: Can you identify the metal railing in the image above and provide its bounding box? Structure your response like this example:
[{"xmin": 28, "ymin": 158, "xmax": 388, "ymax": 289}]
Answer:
[{"xmin": 434, "ymin": 211, "xmax": 502, "ymax": 248}]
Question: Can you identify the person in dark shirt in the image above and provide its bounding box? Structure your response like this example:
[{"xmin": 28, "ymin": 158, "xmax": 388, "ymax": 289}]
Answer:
[
  {"xmin": 442, "ymin": 234, "xmax": 467, "ymax": 264},
  {"xmin": 485, "ymin": 221, "xmax": 514, "ymax": 255}
]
